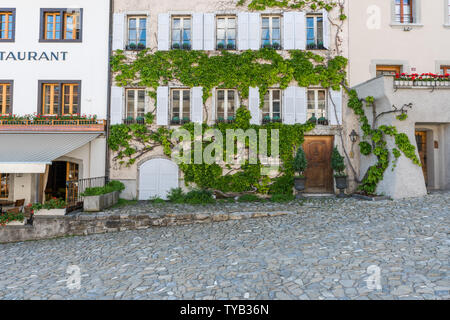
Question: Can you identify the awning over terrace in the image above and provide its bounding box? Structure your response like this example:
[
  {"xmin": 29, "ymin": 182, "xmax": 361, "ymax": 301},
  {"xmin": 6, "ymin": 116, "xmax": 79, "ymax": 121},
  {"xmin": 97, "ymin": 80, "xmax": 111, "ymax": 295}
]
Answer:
[{"xmin": 0, "ymin": 133, "xmax": 100, "ymax": 173}]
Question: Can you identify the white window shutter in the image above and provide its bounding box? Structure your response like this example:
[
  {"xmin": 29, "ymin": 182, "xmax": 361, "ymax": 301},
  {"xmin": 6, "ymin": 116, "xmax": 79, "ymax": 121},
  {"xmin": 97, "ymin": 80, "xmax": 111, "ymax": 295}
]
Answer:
[
  {"xmin": 237, "ymin": 12, "xmax": 249, "ymax": 50},
  {"xmin": 110, "ymin": 86, "xmax": 124, "ymax": 125},
  {"xmin": 295, "ymin": 87, "xmax": 307, "ymax": 124},
  {"xmin": 249, "ymin": 87, "xmax": 260, "ymax": 125},
  {"xmin": 329, "ymin": 88, "xmax": 342, "ymax": 125},
  {"xmin": 283, "ymin": 87, "xmax": 296, "ymax": 124},
  {"xmin": 158, "ymin": 13, "xmax": 170, "ymax": 51},
  {"xmin": 192, "ymin": 13, "xmax": 204, "ymax": 50},
  {"xmin": 295, "ymin": 12, "xmax": 306, "ymax": 50},
  {"xmin": 156, "ymin": 86, "xmax": 169, "ymax": 125},
  {"xmin": 322, "ymin": 9, "xmax": 330, "ymax": 49},
  {"xmin": 203, "ymin": 13, "xmax": 215, "ymax": 51},
  {"xmin": 112, "ymin": 13, "xmax": 125, "ymax": 51},
  {"xmin": 283, "ymin": 12, "xmax": 295, "ymax": 50},
  {"xmin": 248, "ymin": 13, "xmax": 261, "ymax": 50},
  {"xmin": 191, "ymin": 87, "xmax": 203, "ymax": 124}
]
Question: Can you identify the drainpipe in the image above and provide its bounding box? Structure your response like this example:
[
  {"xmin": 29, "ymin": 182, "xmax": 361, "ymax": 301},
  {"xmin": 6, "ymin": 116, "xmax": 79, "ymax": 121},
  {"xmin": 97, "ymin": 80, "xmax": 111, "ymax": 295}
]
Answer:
[{"xmin": 105, "ymin": 0, "xmax": 114, "ymax": 183}]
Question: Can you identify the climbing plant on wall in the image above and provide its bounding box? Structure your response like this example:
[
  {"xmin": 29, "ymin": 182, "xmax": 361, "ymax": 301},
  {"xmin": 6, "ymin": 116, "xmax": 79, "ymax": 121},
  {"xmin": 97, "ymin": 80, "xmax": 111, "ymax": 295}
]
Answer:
[{"xmin": 237, "ymin": 0, "xmax": 338, "ymax": 12}]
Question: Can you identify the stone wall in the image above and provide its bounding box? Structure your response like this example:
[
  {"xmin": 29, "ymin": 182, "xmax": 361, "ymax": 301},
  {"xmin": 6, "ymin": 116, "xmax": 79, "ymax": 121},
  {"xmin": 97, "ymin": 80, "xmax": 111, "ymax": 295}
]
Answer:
[{"xmin": 0, "ymin": 210, "xmax": 291, "ymax": 244}]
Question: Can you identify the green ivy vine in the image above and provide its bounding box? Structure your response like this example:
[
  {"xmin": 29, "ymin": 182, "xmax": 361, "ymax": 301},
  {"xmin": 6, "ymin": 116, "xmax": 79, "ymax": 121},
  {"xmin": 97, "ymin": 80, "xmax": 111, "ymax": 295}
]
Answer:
[
  {"xmin": 111, "ymin": 48, "xmax": 347, "ymax": 107},
  {"xmin": 346, "ymin": 89, "xmax": 421, "ymax": 195},
  {"xmin": 238, "ymin": 0, "xmax": 335, "ymax": 11}
]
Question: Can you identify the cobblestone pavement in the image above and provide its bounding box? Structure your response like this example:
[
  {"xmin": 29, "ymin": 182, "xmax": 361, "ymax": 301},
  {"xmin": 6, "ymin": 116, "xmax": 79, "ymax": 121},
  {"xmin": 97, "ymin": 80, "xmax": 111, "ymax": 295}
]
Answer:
[{"xmin": 0, "ymin": 192, "xmax": 449, "ymax": 300}]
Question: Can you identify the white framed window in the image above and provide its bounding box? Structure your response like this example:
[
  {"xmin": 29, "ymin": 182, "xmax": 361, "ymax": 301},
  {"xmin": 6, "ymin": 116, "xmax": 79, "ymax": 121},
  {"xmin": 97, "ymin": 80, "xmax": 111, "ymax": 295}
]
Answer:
[
  {"xmin": 125, "ymin": 89, "xmax": 146, "ymax": 124},
  {"xmin": 395, "ymin": 0, "xmax": 414, "ymax": 23},
  {"xmin": 306, "ymin": 15, "xmax": 324, "ymax": 49},
  {"xmin": 216, "ymin": 16, "xmax": 236, "ymax": 50},
  {"xmin": 171, "ymin": 89, "xmax": 191, "ymax": 124},
  {"xmin": 216, "ymin": 89, "xmax": 238, "ymax": 122},
  {"xmin": 261, "ymin": 16, "xmax": 281, "ymax": 49},
  {"xmin": 127, "ymin": 16, "xmax": 147, "ymax": 50},
  {"xmin": 263, "ymin": 89, "xmax": 282, "ymax": 123},
  {"xmin": 307, "ymin": 89, "xmax": 328, "ymax": 123},
  {"xmin": 171, "ymin": 16, "xmax": 191, "ymax": 50}
]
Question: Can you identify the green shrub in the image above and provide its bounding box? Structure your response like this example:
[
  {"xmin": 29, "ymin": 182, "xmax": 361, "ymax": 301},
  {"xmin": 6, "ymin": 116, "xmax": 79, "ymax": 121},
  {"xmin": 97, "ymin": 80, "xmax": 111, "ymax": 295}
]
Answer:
[
  {"xmin": 293, "ymin": 146, "xmax": 307, "ymax": 177},
  {"xmin": 270, "ymin": 194, "xmax": 295, "ymax": 203},
  {"xmin": 112, "ymin": 198, "xmax": 138, "ymax": 208},
  {"xmin": 80, "ymin": 180, "xmax": 125, "ymax": 197},
  {"xmin": 149, "ymin": 197, "xmax": 165, "ymax": 204},
  {"xmin": 237, "ymin": 194, "xmax": 261, "ymax": 202},
  {"xmin": 31, "ymin": 198, "xmax": 67, "ymax": 211},
  {"xmin": 331, "ymin": 147, "xmax": 346, "ymax": 177},
  {"xmin": 0, "ymin": 211, "xmax": 25, "ymax": 226},
  {"xmin": 184, "ymin": 189, "xmax": 215, "ymax": 205},
  {"xmin": 167, "ymin": 188, "xmax": 186, "ymax": 204}
]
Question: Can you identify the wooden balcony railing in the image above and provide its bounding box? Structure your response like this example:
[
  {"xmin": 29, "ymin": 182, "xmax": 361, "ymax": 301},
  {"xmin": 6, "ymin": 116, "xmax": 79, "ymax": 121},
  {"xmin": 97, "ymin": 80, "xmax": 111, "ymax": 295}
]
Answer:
[{"xmin": 0, "ymin": 119, "xmax": 106, "ymax": 132}]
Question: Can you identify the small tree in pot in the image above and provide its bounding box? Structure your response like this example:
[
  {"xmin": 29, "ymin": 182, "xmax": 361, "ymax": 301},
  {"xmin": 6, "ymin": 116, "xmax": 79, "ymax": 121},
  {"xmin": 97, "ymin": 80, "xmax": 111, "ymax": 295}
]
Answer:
[
  {"xmin": 331, "ymin": 146, "xmax": 348, "ymax": 198},
  {"xmin": 293, "ymin": 146, "xmax": 308, "ymax": 198}
]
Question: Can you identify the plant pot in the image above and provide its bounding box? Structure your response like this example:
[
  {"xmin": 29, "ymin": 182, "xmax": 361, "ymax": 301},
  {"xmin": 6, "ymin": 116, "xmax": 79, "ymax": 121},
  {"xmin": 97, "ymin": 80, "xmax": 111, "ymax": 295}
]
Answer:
[
  {"xmin": 34, "ymin": 208, "xmax": 67, "ymax": 216},
  {"xmin": 294, "ymin": 177, "xmax": 306, "ymax": 199},
  {"xmin": 5, "ymin": 219, "xmax": 26, "ymax": 226},
  {"xmin": 335, "ymin": 176, "xmax": 348, "ymax": 198}
]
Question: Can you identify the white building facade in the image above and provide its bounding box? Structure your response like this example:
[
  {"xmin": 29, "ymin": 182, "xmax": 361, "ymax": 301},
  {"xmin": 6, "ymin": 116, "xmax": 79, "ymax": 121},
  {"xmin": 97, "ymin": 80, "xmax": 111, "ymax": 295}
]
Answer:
[
  {"xmin": 0, "ymin": 0, "xmax": 110, "ymax": 207},
  {"xmin": 109, "ymin": 0, "xmax": 353, "ymax": 200}
]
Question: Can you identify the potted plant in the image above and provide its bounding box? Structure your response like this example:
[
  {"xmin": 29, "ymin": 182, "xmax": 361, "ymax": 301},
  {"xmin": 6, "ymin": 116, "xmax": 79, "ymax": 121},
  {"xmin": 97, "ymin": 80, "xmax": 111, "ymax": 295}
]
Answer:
[
  {"xmin": 217, "ymin": 43, "xmax": 225, "ymax": 50},
  {"xmin": 0, "ymin": 210, "xmax": 26, "ymax": 226},
  {"xmin": 182, "ymin": 43, "xmax": 191, "ymax": 50},
  {"xmin": 272, "ymin": 42, "xmax": 280, "ymax": 50},
  {"xmin": 172, "ymin": 43, "xmax": 180, "ymax": 49},
  {"xmin": 331, "ymin": 146, "xmax": 348, "ymax": 198},
  {"xmin": 32, "ymin": 197, "xmax": 67, "ymax": 216},
  {"xmin": 308, "ymin": 116, "xmax": 317, "ymax": 124},
  {"xmin": 263, "ymin": 115, "xmax": 271, "ymax": 124},
  {"xmin": 181, "ymin": 116, "xmax": 190, "ymax": 124},
  {"xmin": 81, "ymin": 180, "xmax": 125, "ymax": 212},
  {"xmin": 171, "ymin": 116, "xmax": 180, "ymax": 124},
  {"xmin": 137, "ymin": 43, "xmax": 146, "ymax": 50},
  {"xmin": 227, "ymin": 43, "xmax": 235, "ymax": 50},
  {"xmin": 293, "ymin": 146, "xmax": 308, "ymax": 198},
  {"xmin": 127, "ymin": 43, "xmax": 137, "ymax": 51},
  {"xmin": 227, "ymin": 115, "xmax": 235, "ymax": 123}
]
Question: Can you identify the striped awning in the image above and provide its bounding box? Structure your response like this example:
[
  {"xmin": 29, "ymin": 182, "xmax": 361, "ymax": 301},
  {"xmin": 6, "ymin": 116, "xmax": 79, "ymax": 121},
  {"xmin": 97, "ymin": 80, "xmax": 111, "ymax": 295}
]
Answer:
[{"xmin": 0, "ymin": 133, "xmax": 100, "ymax": 173}]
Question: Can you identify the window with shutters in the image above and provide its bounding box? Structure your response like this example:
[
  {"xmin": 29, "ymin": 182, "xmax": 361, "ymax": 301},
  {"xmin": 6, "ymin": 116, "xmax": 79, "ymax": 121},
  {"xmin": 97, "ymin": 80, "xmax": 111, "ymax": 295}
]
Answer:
[
  {"xmin": 171, "ymin": 89, "xmax": 191, "ymax": 124},
  {"xmin": 261, "ymin": 16, "xmax": 281, "ymax": 49},
  {"xmin": 0, "ymin": 173, "xmax": 9, "ymax": 199},
  {"xmin": 125, "ymin": 89, "xmax": 146, "ymax": 124},
  {"xmin": 172, "ymin": 16, "xmax": 191, "ymax": 50},
  {"xmin": 0, "ymin": 82, "xmax": 12, "ymax": 115},
  {"xmin": 0, "ymin": 9, "xmax": 15, "ymax": 41},
  {"xmin": 395, "ymin": 0, "xmax": 414, "ymax": 23},
  {"xmin": 41, "ymin": 9, "xmax": 82, "ymax": 42},
  {"xmin": 216, "ymin": 16, "xmax": 236, "ymax": 50},
  {"xmin": 263, "ymin": 89, "xmax": 282, "ymax": 123},
  {"xmin": 306, "ymin": 15, "xmax": 324, "ymax": 50},
  {"xmin": 40, "ymin": 81, "xmax": 81, "ymax": 116},
  {"xmin": 127, "ymin": 16, "xmax": 147, "ymax": 50},
  {"xmin": 216, "ymin": 89, "xmax": 238, "ymax": 123},
  {"xmin": 307, "ymin": 89, "xmax": 328, "ymax": 124}
]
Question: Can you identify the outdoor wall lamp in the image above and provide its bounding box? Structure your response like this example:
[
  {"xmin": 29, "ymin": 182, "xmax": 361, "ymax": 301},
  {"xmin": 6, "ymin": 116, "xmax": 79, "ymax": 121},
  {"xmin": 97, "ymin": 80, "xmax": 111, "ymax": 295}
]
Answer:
[{"xmin": 349, "ymin": 129, "xmax": 359, "ymax": 158}]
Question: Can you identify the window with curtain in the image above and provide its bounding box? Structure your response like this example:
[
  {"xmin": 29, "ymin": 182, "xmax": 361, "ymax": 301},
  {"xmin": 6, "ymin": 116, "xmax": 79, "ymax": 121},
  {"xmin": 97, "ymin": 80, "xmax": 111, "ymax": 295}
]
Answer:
[
  {"xmin": 171, "ymin": 89, "xmax": 191, "ymax": 124},
  {"xmin": 0, "ymin": 83, "xmax": 11, "ymax": 114},
  {"xmin": 125, "ymin": 89, "xmax": 146, "ymax": 123},
  {"xmin": 262, "ymin": 89, "xmax": 282, "ymax": 123},
  {"xmin": 261, "ymin": 16, "xmax": 281, "ymax": 49},
  {"xmin": 306, "ymin": 15, "xmax": 324, "ymax": 49},
  {"xmin": 395, "ymin": 0, "xmax": 413, "ymax": 23},
  {"xmin": 127, "ymin": 16, "xmax": 146, "ymax": 49},
  {"xmin": 172, "ymin": 16, "xmax": 191, "ymax": 50},
  {"xmin": 216, "ymin": 89, "xmax": 237, "ymax": 122}
]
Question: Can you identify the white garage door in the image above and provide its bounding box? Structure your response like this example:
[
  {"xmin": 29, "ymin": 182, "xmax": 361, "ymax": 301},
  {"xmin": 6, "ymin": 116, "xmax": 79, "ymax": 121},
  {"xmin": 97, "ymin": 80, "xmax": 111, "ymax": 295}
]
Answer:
[{"xmin": 139, "ymin": 158, "xmax": 179, "ymax": 200}]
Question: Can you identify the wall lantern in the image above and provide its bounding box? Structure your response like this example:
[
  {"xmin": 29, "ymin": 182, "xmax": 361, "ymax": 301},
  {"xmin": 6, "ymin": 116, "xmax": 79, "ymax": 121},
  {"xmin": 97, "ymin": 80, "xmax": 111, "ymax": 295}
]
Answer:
[{"xmin": 349, "ymin": 129, "xmax": 359, "ymax": 158}]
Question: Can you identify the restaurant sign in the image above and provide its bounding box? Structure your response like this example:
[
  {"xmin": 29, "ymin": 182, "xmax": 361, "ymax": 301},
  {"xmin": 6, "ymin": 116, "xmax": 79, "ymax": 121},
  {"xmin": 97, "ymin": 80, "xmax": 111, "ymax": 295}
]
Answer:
[{"xmin": 0, "ymin": 51, "xmax": 68, "ymax": 61}]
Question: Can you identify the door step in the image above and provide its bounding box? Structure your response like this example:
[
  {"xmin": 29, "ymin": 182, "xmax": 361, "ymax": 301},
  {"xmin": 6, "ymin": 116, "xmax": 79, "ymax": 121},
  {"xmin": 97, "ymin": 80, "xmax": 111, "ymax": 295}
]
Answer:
[{"xmin": 302, "ymin": 193, "xmax": 336, "ymax": 198}]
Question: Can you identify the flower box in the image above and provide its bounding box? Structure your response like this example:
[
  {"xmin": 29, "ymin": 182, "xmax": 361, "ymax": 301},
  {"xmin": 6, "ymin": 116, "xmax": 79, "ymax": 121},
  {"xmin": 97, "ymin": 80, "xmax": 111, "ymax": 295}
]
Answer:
[
  {"xmin": 83, "ymin": 191, "xmax": 120, "ymax": 212},
  {"xmin": 5, "ymin": 219, "xmax": 26, "ymax": 226},
  {"xmin": 34, "ymin": 208, "xmax": 67, "ymax": 216}
]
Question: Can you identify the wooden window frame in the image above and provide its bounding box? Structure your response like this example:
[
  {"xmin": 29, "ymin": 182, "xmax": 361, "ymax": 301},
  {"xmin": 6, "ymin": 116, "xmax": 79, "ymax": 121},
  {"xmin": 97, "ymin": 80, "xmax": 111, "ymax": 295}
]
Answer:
[
  {"xmin": 171, "ymin": 16, "xmax": 192, "ymax": 50},
  {"xmin": 0, "ymin": 80, "xmax": 13, "ymax": 115},
  {"xmin": 170, "ymin": 88, "xmax": 191, "ymax": 124},
  {"xmin": 127, "ymin": 16, "xmax": 147, "ymax": 48},
  {"xmin": 216, "ymin": 89, "xmax": 238, "ymax": 121},
  {"xmin": 306, "ymin": 14, "xmax": 324, "ymax": 49},
  {"xmin": 216, "ymin": 16, "xmax": 237, "ymax": 50},
  {"xmin": 0, "ymin": 9, "xmax": 15, "ymax": 42},
  {"xmin": 261, "ymin": 15, "xmax": 282, "ymax": 49},
  {"xmin": 0, "ymin": 173, "xmax": 9, "ymax": 199},
  {"xmin": 376, "ymin": 65, "xmax": 402, "ymax": 76},
  {"xmin": 307, "ymin": 88, "xmax": 328, "ymax": 121},
  {"xmin": 263, "ymin": 89, "xmax": 282, "ymax": 121},
  {"xmin": 440, "ymin": 65, "xmax": 450, "ymax": 75},
  {"xmin": 40, "ymin": 8, "xmax": 83, "ymax": 42},
  {"xmin": 395, "ymin": 0, "xmax": 414, "ymax": 23},
  {"xmin": 125, "ymin": 88, "xmax": 146, "ymax": 121},
  {"xmin": 37, "ymin": 80, "xmax": 81, "ymax": 116}
]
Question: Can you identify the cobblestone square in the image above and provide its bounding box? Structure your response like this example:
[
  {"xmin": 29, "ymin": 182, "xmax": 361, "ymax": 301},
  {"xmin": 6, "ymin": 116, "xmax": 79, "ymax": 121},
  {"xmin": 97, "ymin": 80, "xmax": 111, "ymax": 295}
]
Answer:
[{"xmin": 0, "ymin": 192, "xmax": 448, "ymax": 300}]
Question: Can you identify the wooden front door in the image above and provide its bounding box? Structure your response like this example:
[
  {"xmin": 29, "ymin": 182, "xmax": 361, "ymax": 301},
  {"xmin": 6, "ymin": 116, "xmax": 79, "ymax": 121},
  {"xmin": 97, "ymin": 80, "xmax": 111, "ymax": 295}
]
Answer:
[
  {"xmin": 303, "ymin": 136, "xmax": 334, "ymax": 193},
  {"xmin": 415, "ymin": 131, "xmax": 428, "ymax": 185}
]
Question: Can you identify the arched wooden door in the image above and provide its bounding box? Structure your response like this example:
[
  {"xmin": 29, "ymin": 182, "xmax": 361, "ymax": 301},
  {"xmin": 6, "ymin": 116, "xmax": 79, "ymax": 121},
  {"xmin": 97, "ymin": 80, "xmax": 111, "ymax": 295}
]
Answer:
[
  {"xmin": 303, "ymin": 136, "xmax": 334, "ymax": 193},
  {"xmin": 139, "ymin": 159, "xmax": 179, "ymax": 200}
]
